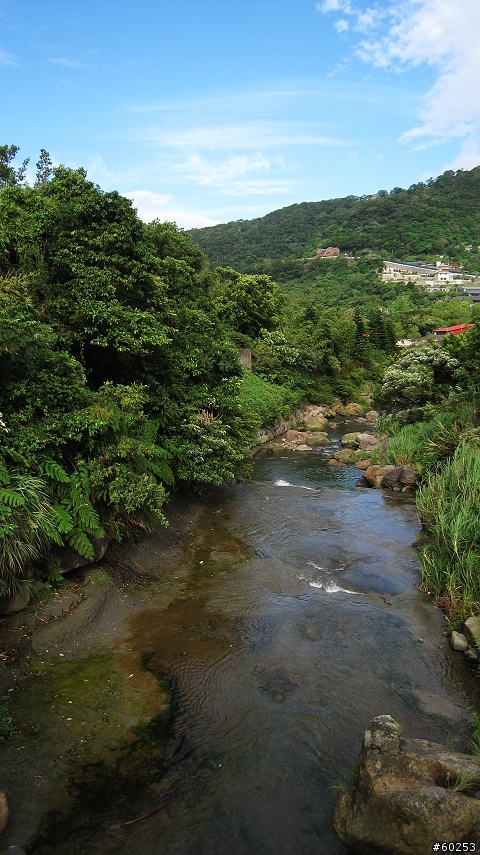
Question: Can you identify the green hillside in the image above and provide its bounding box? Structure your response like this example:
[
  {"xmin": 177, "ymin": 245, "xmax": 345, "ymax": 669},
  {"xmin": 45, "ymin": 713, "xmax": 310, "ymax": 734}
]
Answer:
[{"xmin": 189, "ymin": 167, "xmax": 480, "ymax": 273}]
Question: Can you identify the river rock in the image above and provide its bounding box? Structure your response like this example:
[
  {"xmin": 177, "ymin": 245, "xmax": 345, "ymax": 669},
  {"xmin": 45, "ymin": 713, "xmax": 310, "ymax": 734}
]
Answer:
[
  {"xmin": 356, "ymin": 433, "xmax": 380, "ymax": 450},
  {"xmin": 341, "ymin": 432, "xmax": 360, "ymax": 447},
  {"xmin": 323, "ymin": 408, "xmax": 337, "ymax": 418},
  {"xmin": 305, "ymin": 432, "xmax": 330, "ymax": 446},
  {"xmin": 327, "ymin": 458, "xmax": 343, "ymax": 466},
  {"xmin": 334, "ymin": 448, "xmax": 357, "ymax": 464},
  {"xmin": 355, "ymin": 460, "xmax": 372, "ymax": 470},
  {"xmin": 356, "ymin": 477, "xmax": 370, "ymax": 488},
  {"xmin": 337, "ymin": 402, "xmax": 364, "ymax": 416},
  {"xmin": 364, "ymin": 464, "xmax": 395, "ymax": 488},
  {"xmin": 294, "ymin": 443, "xmax": 311, "ymax": 452},
  {"xmin": 451, "ymin": 631, "xmax": 469, "ymax": 651},
  {"xmin": 0, "ymin": 582, "xmax": 31, "ymax": 616},
  {"xmin": 304, "ymin": 415, "xmax": 329, "ymax": 431},
  {"xmin": 465, "ymin": 647, "xmax": 480, "ymax": 663},
  {"xmin": 366, "ymin": 410, "xmax": 379, "ymax": 420},
  {"xmin": 285, "ymin": 429, "xmax": 308, "ymax": 442},
  {"xmin": 0, "ymin": 790, "xmax": 8, "ymax": 834},
  {"xmin": 333, "ymin": 715, "xmax": 480, "ymax": 855},
  {"xmin": 380, "ymin": 466, "xmax": 417, "ymax": 492},
  {"xmin": 53, "ymin": 534, "xmax": 112, "ymax": 575},
  {"xmin": 464, "ymin": 616, "xmax": 480, "ymax": 647}
]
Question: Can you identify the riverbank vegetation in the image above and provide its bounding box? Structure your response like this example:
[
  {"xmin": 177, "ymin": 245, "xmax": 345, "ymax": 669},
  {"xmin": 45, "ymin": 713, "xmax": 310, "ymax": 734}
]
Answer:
[{"xmin": 373, "ymin": 325, "xmax": 480, "ymax": 624}]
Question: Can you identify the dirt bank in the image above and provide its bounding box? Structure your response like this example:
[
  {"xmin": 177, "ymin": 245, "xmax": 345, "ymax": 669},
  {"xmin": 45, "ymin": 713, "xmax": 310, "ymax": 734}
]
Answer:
[{"xmin": 0, "ymin": 492, "xmax": 207, "ymax": 850}]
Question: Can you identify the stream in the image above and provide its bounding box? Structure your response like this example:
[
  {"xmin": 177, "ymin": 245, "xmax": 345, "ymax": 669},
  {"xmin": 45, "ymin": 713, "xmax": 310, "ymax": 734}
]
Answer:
[{"xmin": 2, "ymin": 421, "xmax": 480, "ymax": 854}]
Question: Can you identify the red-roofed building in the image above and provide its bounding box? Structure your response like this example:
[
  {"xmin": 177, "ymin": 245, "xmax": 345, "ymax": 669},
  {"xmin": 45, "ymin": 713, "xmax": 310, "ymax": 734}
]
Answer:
[
  {"xmin": 315, "ymin": 247, "xmax": 340, "ymax": 258},
  {"xmin": 434, "ymin": 323, "xmax": 475, "ymax": 343}
]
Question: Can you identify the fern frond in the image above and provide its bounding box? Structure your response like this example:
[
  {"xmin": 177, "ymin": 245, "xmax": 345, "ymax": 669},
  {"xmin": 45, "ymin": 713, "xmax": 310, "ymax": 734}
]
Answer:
[
  {"xmin": 52, "ymin": 505, "xmax": 74, "ymax": 534},
  {"xmin": 77, "ymin": 502, "xmax": 103, "ymax": 535},
  {"xmin": 140, "ymin": 458, "xmax": 175, "ymax": 485},
  {"xmin": 43, "ymin": 460, "xmax": 70, "ymax": 483},
  {"xmin": 66, "ymin": 528, "xmax": 95, "ymax": 560},
  {"xmin": 139, "ymin": 418, "xmax": 160, "ymax": 444},
  {"xmin": 0, "ymin": 488, "xmax": 26, "ymax": 507},
  {"xmin": 74, "ymin": 457, "xmax": 92, "ymax": 497}
]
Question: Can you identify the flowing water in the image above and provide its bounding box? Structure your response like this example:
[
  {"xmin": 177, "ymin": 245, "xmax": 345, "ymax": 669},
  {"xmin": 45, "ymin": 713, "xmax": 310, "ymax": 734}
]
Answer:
[{"xmin": 12, "ymin": 424, "xmax": 480, "ymax": 853}]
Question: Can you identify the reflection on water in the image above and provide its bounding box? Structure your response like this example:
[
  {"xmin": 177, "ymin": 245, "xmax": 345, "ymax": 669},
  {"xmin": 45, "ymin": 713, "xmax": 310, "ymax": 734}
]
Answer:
[{"xmin": 30, "ymin": 427, "xmax": 480, "ymax": 854}]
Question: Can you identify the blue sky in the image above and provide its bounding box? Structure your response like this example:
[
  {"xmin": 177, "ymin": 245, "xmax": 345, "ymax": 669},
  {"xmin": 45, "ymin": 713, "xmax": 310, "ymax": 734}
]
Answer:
[{"xmin": 2, "ymin": 0, "xmax": 480, "ymax": 227}]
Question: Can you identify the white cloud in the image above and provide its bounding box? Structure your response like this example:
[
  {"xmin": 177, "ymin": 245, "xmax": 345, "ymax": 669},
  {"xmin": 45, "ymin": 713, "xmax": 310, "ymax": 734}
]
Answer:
[
  {"xmin": 49, "ymin": 57, "xmax": 88, "ymax": 69},
  {"xmin": 182, "ymin": 153, "xmax": 272, "ymax": 186},
  {"xmin": 335, "ymin": 19, "xmax": 350, "ymax": 32},
  {"xmin": 133, "ymin": 122, "xmax": 347, "ymax": 150},
  {"xmin": 180, "ymin": 153, "xmax": 296, "ymax": 195},
  {"xmin": 124, "ymin": 190, "xmax": 217, "ymax": 229},
  {"xmin": 318, "ymin": 0, "xmax": 480, "ymax": 163}
]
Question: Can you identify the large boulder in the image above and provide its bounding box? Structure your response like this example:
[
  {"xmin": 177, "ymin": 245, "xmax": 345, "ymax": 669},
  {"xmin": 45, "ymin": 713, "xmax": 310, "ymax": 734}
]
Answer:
[
  {"xmin": 0, "ymin": 790, "xmax": 8, "ymax": 834},
  {"xmin": 364, "ymin": 464, "xmax": 395, "ymax": 488},
  {"xmin": 334, "ymin": 715, "xmax": 480, "ymax": 855},
  {"xmin": 305, "ymin": 432, "xmax": 330, "ymax": 446},
  {"xmin": 337, "ymin": 402, "xmax": 364, "ymax": 417},
  {"xmin": 0, "ymin": 582, "xmax": 31, "ymax": 616},
  {"xmin": 356, "ymin": 433, "xmax": 380, "ymax": 451},
  {"xmin": 380, "ymin": 466, "xmax": 417, "ymax": 492},
  {"xmin": 304, "ymin": 415, "xmax": 329, "ymax": 431},
  {"xmin": 334, "ymin": 448, "xmax": 357, "ymax": 464},
  {"xmin": 341, "ymin": 432, "xmax": 360, "ymax": 448},
  {"xmin": 285, "ymin": 429, "xmax": 309, "ymax": 442},
  {"xmin": 52, "ymin": 534, "xmax": 112, "ymax": 575}
]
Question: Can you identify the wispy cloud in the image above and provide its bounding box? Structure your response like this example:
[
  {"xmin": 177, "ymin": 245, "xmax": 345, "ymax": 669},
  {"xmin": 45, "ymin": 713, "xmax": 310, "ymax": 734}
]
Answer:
[
  {"xmin": 123, "ymin": 190, "xmax": 217, "ymax": 228},
  {"xmin": 49, "ymin": 57, "xmax": 88, "ymax": 69},
  {"xmin": 132, "ymin": 122, "xmax": 348, "ymax": 150},
  {"xmin": 0, "ymin": 47, "xmax": 18, "ymax": 66},
  {"xmin": 317, "ymin": 0, "xmax": 480, "ymax": 165},
  {"xmin": 180, "ymin": 153, "xmax": 296, "ymax": 195},
  {"xmin": 183, "ymin": 153, "xmax": 272, "ymax": 185}
]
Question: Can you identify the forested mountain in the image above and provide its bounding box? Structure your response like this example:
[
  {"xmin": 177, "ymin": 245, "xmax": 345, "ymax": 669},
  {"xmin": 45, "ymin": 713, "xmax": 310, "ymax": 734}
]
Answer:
[{"xmin": 189, "ymin": 167, "xmax": 480, "ymax": 272}]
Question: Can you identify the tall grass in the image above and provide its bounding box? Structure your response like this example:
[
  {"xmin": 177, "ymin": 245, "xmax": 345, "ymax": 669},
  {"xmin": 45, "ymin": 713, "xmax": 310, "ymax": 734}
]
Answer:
[
  {"xmin": 375, "ymin": 404, "xmax": 480, "ymax": 472},
  {"xmin": 416, "ymin": 443, "xmax": 480, "ymax": 621}
]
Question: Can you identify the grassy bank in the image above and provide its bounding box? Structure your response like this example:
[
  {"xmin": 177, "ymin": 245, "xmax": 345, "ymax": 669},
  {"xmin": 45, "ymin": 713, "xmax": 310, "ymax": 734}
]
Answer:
[
  {"xmin": 378, "ymin": 402, "xmax": 480, "ymax": 625},
  {"xmin": 237, "ymin": 371, "xmax": 304, "ymax": 430}
]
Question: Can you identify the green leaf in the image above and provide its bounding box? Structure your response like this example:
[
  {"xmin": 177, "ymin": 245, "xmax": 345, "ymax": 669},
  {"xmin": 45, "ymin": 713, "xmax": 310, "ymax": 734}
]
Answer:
[
  {"xmin": 43, "ymin": 460, "xmax": 70, "ymax": 483},
  {"xmin": 0, "ymin": 488, "xmax": 26, "ymax": 507},
  {"xmin": 66, "ymin": 527, "xmax": 95, "ymax": 560},
  {"xmin": 52, "ymin": 505, "xmax": 74, "ymax": 534}
]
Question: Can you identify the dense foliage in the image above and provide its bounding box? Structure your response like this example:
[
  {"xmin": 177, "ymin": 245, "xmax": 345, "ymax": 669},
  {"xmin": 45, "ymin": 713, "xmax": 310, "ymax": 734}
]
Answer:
[{"xmin": 0, "ymin": 152, "xmax": 264, "ymax": 592}]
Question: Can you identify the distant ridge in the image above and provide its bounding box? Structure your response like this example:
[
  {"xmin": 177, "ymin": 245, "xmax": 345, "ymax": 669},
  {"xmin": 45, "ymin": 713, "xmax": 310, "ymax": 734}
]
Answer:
[{"xmin": 188, "ymin": 167, "xmax": 480, "ymax": 273}]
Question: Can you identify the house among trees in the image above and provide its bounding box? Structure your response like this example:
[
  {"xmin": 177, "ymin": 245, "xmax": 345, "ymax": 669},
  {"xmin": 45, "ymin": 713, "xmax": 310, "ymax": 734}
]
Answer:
[
  {"xmin": 315, "ymin": 247, "xmax": 340, "ymax": 258},
  {"xmin": 434, "ymin": 323, "xmax": 475, "ymax": 343}
]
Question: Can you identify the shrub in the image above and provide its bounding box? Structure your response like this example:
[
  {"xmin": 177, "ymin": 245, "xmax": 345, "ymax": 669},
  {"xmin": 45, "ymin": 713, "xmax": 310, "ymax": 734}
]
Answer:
[{"xmin": 237, "ymin": 371, "xmax": 303, "ymax": 428}]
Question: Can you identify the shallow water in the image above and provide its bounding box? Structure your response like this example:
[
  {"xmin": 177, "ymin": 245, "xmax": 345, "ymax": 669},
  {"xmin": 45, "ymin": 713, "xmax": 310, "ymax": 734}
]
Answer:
[{"xmin": 18, "ymin": 424, "xmax": 480, "ymax": 853}]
